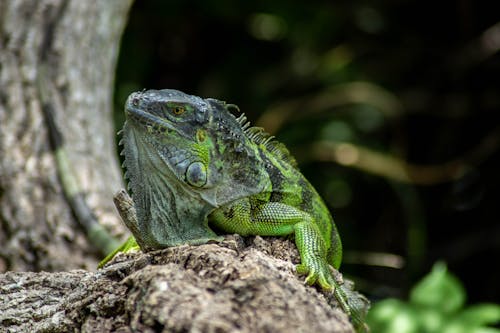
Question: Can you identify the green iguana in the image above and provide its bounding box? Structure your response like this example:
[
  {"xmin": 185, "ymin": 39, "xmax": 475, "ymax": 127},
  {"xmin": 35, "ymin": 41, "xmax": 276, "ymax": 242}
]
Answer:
[{"xmin": 102, "ymin": 89, "xmax": 369, "ymax": 331}]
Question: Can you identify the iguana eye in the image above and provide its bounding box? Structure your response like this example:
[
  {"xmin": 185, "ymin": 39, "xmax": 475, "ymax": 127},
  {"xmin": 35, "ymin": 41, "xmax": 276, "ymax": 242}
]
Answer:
[{"xmin": 172, "ymin": 106, "xmax": 185, "ymax": 115}]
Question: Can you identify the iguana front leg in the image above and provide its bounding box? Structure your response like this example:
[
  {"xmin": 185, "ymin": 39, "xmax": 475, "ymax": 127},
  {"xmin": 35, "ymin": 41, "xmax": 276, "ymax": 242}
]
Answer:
[
  {"xmin": 294, "ymin": 221, "xmax": 336, "ymax": 290},
  {"xmin": 210, "ymin": 199, "xmax": 340, "ymax": 290},
  {"xmin": 293, "ymin": 221, "xmax": 368, "ymax": 330},
  {"xmin": 98, "ymin": 190, "xmax": 140, "ymax": 268}
]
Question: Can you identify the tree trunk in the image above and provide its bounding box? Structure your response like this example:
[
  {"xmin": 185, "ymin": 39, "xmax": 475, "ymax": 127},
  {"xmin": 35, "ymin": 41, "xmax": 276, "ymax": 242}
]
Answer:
[{"xmin": 0, "ymin": 0, "xmax": 134, "ymax": 271}]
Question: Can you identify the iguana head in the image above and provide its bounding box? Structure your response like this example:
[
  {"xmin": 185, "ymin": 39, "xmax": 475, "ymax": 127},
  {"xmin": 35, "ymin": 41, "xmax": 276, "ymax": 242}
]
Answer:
[{"xmin": 123, "ymin": 89, "xmax": 270, "ymax": 208}]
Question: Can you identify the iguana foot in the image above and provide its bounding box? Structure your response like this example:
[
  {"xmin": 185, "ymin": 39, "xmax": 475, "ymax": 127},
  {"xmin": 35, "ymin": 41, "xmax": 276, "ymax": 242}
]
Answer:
[
  {"xmin": 296, "ymin": 258, "xmax": 371, "ymax": 332},
  {"xmin": 296, "ymin": 257, "xmax": 335, "ymax": 291},
  {"xmin": 98, "ymin": 236, "xmax": 140, "ymax": 268}
]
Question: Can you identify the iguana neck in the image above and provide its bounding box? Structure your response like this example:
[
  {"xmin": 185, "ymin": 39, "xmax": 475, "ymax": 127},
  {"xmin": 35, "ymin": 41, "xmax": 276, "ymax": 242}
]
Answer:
[{"xmin": 122, "ymin": 122, "xmax": 219, "ymax": 249}]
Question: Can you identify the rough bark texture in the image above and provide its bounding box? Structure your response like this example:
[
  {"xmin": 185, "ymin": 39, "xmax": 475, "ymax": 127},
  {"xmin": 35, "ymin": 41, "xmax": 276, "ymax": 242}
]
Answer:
[
  {"xmin": 0, "ymin": 236, "xmax": 355, "ymax": 333},
  {"xmin": 0, "ymin": 0, "xmax": 133, "ymax": 271}
]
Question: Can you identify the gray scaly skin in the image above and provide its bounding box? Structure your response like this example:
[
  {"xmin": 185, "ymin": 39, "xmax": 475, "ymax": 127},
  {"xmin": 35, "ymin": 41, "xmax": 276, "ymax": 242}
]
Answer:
[{"xmin": 103, "ymin": 89, "xmax": 369, "ymax": 331}]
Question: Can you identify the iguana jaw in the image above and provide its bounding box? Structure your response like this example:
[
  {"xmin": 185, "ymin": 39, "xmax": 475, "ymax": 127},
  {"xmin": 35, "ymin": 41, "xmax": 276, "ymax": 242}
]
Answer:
[{"xmin": 121, "ymin": 116, "xmax": 220, "ymax": 248}]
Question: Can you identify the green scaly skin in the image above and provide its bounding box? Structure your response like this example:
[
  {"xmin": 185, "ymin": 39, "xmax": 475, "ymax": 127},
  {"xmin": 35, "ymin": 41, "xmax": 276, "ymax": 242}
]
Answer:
[{"xmin": 102, "ymin": 89, "xmax": 368, "ymax": 330}]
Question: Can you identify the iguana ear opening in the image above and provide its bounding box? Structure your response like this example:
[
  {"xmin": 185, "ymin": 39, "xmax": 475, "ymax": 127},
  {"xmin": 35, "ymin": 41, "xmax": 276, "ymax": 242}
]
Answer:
[{"xmin": 185, "ymin": 161, "xmax": 207, "ymax": 188}]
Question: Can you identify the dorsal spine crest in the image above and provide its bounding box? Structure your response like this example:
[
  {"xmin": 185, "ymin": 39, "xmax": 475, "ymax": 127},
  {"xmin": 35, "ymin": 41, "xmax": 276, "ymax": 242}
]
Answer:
[{"xmin": 234, "ymin": 112, "xmax": 297, "ymax": 167}]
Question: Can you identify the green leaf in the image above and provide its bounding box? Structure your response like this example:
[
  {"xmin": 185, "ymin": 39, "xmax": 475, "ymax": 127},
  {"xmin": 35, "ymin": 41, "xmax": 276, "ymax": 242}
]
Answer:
[
  {"xmin": 459, "ymin": 304, "xmax": 500, "ymax": 327},
  {"xmin": 470, "ymin": 328, "xmax": 500, "ymax": 333},
  {"xmin": 416, "ymin": 307, "xmax": 445, "ymax": 332},
  {"xmin": 367, "ymin": 299, "xmax": 407, "ymax": 323},
  {"xmin": 385, "ymin": 306, "xmax": 420, "ymax": 333},
  {"xmin": 410, "ymin": 261, "xmax": 466, "ymax": 314},
  {"xmin": 367, "ymin": 299, "xmax": 420, "ymax": 333},
  {"xmin": 441, "ymin": 314, "xmax": 500, "ymax": 333}
]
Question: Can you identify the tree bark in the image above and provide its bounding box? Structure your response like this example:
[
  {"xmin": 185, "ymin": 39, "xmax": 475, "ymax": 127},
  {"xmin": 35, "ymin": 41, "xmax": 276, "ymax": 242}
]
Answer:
[
  {"xmin": 0, "ymin": 0, "xmax": 133, "ymax": 271},
  {"xmin": 0, "ymin": 237, "xmax": 356, "ymax": 333}
]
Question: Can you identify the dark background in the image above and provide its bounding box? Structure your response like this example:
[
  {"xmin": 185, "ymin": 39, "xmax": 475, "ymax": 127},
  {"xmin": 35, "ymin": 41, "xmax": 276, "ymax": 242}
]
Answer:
[{"xmin": 114, "ymin": 0, "xmax": 500, "ymax": 305}]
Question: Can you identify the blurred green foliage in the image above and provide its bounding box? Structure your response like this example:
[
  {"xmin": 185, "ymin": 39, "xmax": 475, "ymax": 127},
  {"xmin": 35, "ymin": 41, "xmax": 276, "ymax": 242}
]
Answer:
[
  {"xmin": 367, "ymin": 262, "xmax": 500, "ymax": 333},
  {"xmin": 114, "ymin": 0, "xmax": 500, "ymax": 312}
]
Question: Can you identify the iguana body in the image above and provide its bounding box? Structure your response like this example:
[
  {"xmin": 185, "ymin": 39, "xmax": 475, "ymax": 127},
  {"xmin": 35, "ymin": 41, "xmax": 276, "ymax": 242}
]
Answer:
[{"xmin": 105, "ymin": 89, "xmax": 367, "ymax": 330}]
